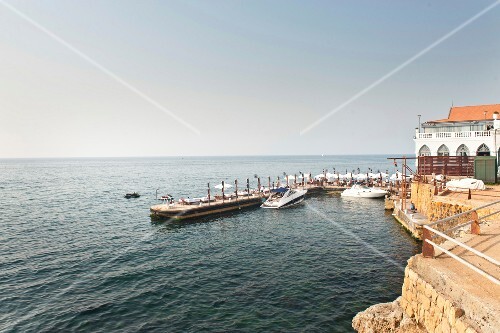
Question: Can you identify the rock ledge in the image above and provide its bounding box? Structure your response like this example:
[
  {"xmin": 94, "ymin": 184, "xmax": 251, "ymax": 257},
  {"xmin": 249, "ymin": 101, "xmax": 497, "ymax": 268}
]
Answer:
[{"xmin": 352, "ymin": 297, "xmax": 426, "ymax": 333}]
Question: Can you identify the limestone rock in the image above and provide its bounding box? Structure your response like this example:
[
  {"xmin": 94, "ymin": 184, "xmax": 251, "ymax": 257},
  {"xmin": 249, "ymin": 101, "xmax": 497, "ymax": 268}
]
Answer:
[{"xmin": 352, "ymin": 297, "xmax": 427, "ymax": 333}]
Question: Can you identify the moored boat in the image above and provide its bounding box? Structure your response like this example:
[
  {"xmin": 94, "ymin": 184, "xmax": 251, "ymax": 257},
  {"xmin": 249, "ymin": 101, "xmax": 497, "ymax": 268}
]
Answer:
[
  {"xmin": 261, "ymin": 187, "xmax": 307, "ymax": 209},
  {"xmin": 340, "ymin": 184, "xmax": 387, "ymax": 198}
]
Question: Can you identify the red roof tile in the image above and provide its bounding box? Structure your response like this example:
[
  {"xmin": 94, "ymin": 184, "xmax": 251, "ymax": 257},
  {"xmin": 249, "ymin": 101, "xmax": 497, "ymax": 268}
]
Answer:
[{"xmin": 427, "ymin": 104, "xmax": 500, "ymax": 123}]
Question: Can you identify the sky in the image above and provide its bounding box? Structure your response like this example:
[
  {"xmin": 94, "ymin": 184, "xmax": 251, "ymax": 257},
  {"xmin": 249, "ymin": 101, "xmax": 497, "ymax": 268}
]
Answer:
[{"xmin": 1, "ymin": 0, "xmax": 499, "ymax": 158}]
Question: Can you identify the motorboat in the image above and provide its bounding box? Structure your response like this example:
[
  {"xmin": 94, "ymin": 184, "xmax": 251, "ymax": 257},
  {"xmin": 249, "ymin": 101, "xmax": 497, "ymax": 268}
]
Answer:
[
  {"xmin": 125, "ymin": 192, "xmax": 140, "ymax": 199},
  {"xmin": 340, "ymin": 184, "xmax": 387, "ymax": 198},
  {"xmin": 261, "ymin": 187, "xmax": 307, "ymax": 209}
]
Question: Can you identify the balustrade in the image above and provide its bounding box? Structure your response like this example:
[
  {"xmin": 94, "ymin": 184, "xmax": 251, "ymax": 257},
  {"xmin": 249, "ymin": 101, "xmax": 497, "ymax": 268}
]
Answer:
[{"xmin": 418, "ymin": 131, "xmax": 492, "ymax": 139}]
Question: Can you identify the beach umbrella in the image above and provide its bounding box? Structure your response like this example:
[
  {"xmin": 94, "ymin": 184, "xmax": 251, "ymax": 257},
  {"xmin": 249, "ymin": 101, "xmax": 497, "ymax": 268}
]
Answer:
[
  {"xmin": 214, "ymin": 183, "xmax": 233, "ymax": 190},
  {"xmin": 390, "ymin": 172, "xmax": 408, "ymax": 181},
  {"xmin": 356, "ymin": 174, "xmax": 367, "ymax": 181}
]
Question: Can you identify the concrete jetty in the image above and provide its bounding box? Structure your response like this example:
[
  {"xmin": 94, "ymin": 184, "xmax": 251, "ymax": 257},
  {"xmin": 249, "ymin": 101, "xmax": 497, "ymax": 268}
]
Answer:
[
  {"xmin": 150, "ymin": 185, "xmax": 321, "ymax": 220},
  {"xmin": 150, "ymin": 182, "xmax": 391, "ymax": 221}
]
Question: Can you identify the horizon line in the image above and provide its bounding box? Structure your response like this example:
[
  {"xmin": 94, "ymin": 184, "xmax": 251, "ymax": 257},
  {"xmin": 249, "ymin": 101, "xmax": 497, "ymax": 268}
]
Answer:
[{"xmin": 0, "ymin": 153, "xmax": 415, "ymax": 160}]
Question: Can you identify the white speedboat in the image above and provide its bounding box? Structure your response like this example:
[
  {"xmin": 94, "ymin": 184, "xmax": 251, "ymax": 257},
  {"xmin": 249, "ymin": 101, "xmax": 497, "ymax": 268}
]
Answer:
[
  {"xmin": 261, "ymin": 187, "xmax": 307, "ymax": 209},
  {"xmin": 341, "ymin": 184, "xmax": 387, "ymax": 198}
]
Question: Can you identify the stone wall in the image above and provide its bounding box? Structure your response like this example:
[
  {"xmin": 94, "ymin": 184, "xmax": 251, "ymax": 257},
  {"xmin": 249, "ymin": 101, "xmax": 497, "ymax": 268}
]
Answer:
[
  {"xmin": 411, "ymin": 182, "xmax": 435, "ymax": 218},
  {"xmin": 400, "ymin": 264, "xmax": 477, "ymax": 333},
  {"xmin": 353, "ymin": 256, "xmax": 483, "ymax": 333},
  {"xmin": 408, "ymin": 182, "xmax": 494, "ymax": 243}
]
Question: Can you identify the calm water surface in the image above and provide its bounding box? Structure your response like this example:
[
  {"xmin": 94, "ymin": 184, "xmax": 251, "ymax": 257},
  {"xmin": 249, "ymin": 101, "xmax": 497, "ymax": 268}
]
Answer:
[{"xmin": 0, "ymin": 156, "xmax": 420, "ymax": 332}]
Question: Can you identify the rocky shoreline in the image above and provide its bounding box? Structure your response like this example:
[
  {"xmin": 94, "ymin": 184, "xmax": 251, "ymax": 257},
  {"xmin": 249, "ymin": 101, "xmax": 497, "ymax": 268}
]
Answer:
[{"xmin": 352, "ymin": 297, "xmax": 425, "ymax": 333}]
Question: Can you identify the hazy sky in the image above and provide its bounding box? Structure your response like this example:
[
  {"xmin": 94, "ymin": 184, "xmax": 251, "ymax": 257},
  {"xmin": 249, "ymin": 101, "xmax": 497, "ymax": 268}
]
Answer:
[{"xmin": 1, "ymin": 0, "xmax": 499, "ymax": 158}]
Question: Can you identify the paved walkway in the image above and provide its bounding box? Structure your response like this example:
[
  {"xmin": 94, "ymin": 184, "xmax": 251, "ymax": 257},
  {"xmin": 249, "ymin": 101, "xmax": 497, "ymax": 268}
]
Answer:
[
  {"xmin": 414, "ymin": 220, "xmax": 500, "ymax": 332},
  {"xmin": 433, "ymin": 219, "xmax": 500, "ymax": 293}
]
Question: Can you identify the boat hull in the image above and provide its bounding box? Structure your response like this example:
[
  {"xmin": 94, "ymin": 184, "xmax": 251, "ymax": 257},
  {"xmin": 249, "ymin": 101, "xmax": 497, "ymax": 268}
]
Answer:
[
  {"xmin": 341, "ymin": 191, "xmax": 386, "ymax": 198},
  {"xmin": 341, "ymin": 186, "xmax": 387, "ymax": 198},
  {"xmin": 261, "ymin": 189, "xmax": 307, "ymax": 209},
  {"xmin": 261, "ymin": 195, "xmax": 305, "ymax": 209}
]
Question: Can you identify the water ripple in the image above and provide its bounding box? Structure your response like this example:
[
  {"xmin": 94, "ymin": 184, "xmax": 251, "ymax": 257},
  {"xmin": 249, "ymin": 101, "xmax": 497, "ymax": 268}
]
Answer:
[{"xmin": 0, "ymin": 156, "xmax": 419, "ymax": 332}]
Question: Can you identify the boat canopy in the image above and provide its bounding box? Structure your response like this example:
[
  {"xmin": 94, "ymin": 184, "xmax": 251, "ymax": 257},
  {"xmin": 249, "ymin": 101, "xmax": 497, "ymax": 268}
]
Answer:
[{"xmin": 271, "ymin": 187, "xmax": 288, "ymax": 193}]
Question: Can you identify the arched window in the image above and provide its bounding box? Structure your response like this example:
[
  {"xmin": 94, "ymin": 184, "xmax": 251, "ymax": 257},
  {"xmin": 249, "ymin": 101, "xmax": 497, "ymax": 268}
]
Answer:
[
  {"xmin": 419, "ymin": 145, "xmax": 431, "ymax": 156},
  {"xmin": 477, "ymin": 143, "xmax": 490, "ymax": 156},
  {"xmin": 456, "ymin": 144, "xmax": 469, "ymax": 156},
  {"xmin": 437, "ymin": 144, "xmax": 449, "ymax": 156}
]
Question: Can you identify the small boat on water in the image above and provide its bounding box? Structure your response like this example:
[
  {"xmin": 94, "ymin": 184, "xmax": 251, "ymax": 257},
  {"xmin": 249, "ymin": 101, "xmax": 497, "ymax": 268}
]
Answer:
[
  {"xmin": 341, "ymin": 184, "xmax": 387, "ymax": 198},
  {"xmin": 261, "ymin": 187, "xmax": 307, "ymax": 209},
  {"xmin": 125, "ymin": 192, "xmax": 140, "ymax": 199}
]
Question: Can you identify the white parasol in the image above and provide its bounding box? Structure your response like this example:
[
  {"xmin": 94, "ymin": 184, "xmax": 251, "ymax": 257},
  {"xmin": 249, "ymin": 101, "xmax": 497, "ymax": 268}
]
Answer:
[{"xmin": 214, "ymin": 183, "xmax": 233, "ymax": 190}]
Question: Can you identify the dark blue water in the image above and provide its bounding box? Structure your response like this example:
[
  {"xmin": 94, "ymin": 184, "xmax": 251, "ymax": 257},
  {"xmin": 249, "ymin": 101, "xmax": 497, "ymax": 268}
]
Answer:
[{"xmin": 0, "ymin": 156, "xmax": 419, "ymax": 332}]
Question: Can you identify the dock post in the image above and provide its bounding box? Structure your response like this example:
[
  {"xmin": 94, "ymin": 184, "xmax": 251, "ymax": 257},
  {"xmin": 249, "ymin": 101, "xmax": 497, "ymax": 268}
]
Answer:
[
  {"xmin": 235, "ymin": 179, "xmax": 238, "ymax": 201},
  {"xmin": 207, "ymin": 183, "xmax": 211, "ymax": 206},
  {"xmin": 422, "ymin": 228, "xmax": 435, "ymax": 258},
  {"xmin": 268, "ymin": 176, "xmax": 271, "ymax": 192},
  {"xmin": 471, "ymin": 211, "xmax": 480, "ymax": 235}
]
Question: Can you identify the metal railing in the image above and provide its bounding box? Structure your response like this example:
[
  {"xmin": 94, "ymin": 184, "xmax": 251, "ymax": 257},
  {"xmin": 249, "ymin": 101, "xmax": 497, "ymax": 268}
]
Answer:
[
  {"xmin": 422, "ymin": 200, "xmax": 500, "ymax": 285},
  {"xmin": 417, "ymin": 130, "xmax": 491, "ymax": 139}
]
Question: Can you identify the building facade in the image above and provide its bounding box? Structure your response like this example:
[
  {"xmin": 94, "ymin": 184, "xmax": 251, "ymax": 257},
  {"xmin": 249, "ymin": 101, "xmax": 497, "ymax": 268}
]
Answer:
[{"xmin": 414, "ymin": 104, "xmax": 500, "ymax": 162}]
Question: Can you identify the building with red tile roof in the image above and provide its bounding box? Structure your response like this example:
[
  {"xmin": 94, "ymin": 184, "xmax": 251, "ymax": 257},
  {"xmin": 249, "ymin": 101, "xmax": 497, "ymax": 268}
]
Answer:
[
  {"xmin": 415, "ymin": 104, "xmax": 500, "ymax": 159},
  {"xmin": 426, "ymin": 104, "xmax": 500, "ymax": 124}
]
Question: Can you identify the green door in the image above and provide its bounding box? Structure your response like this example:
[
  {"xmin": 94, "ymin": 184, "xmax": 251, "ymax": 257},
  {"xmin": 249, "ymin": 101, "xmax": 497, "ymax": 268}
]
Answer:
[{"xmin": 474, "ymin": 156, "xmax": 497, "ymax": 183}]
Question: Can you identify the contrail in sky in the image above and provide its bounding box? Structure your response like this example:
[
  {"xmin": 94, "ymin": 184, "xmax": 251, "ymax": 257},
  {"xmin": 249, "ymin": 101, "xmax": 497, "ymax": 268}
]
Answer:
[
  {"xmin": 300, "ymin": 0, "xmax": 500, "ymax": 136},
  {"xmin": 0, "ymin": 0, "xmax": 201, "ymax": 136}
]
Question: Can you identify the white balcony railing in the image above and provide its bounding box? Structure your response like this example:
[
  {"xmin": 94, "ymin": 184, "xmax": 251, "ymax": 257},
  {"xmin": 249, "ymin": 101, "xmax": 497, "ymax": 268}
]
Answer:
[{"xmin": 418, "ymin": 131, "xmax": 492, "ymax": 139}]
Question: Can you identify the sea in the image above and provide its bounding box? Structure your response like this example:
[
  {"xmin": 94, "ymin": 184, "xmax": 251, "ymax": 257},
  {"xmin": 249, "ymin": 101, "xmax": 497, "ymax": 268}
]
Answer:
[{"xmin": 0, "ymin": 155, "xmax": 420, "ymax": 332}]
